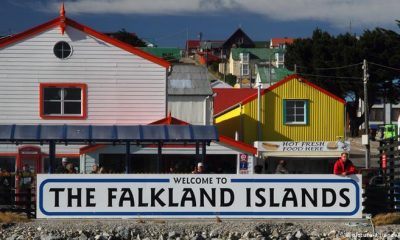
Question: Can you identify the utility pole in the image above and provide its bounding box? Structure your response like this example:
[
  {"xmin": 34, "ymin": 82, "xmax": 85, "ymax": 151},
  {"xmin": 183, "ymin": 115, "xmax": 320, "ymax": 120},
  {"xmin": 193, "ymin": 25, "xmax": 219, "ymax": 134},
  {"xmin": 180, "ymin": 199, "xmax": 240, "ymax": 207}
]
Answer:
[
  {"xmin": 294, "ymin": 64, "xmax": 297, "ymax": 73},
  {"xmin": 363, "ymin": 59, "xmax": 370, "ymax": 168},
  {"xmin": 185, "ymin": 27, "xmax": 189, "ymax": 58}
]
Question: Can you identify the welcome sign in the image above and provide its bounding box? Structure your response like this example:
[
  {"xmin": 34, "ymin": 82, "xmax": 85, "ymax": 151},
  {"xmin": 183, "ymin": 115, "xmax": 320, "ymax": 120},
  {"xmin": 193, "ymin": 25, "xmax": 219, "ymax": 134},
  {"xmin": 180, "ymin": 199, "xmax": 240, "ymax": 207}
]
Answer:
[{"xmin": 37, "ymin": 174, "xmax": 362, "ymax": 218}]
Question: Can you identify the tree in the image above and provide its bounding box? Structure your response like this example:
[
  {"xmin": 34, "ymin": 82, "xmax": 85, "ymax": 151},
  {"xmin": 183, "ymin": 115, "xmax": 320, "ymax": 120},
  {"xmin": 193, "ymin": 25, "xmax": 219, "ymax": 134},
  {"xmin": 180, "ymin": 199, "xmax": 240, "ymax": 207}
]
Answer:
[
  {"xmin": 225, "ymin": 74, "xmax": 237, "ymax": 87},
  {"xmin": 108, "ymin": 28, "xmax": 146, "ymax": 47},
  {"xmin": 285, "ymin": 28, "xmax": 400, "ymax": 136}
]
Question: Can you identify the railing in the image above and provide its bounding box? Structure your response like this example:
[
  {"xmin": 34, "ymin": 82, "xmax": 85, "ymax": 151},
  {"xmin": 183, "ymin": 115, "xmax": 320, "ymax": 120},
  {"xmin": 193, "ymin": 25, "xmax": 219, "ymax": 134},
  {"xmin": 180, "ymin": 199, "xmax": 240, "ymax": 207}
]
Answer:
[
  {"xmin": 367, "ymin": 138, "xmax": 400, "ymax": 213},
  {"xmin": 0, "ymin": 174, "xmax": 36, "ymax": 218}
]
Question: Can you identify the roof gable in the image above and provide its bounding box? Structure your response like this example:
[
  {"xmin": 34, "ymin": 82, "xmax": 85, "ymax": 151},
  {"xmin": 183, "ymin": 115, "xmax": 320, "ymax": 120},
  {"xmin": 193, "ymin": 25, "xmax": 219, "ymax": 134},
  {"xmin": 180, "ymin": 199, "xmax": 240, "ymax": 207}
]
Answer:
[
  {"xmin": 223, "ymin": 28, "xmax": 255, "ymax": 49},
  {"xmin": 186, "ymin": 40, "xmax": 200, "ymax": 49},
  {"xmin": 213, "ymin": 88, "xmax": 257, "ymax": 115},
  {"xmin": 0, "ymin": 17, "xmax": 170, "ymax": 68},
  {"xmin": 215, "ymin": 74, "xmax": 345, "ymax": 116},
  {"xmin": 242, "ymin": 74, "xmax": 346, "ymax": 105}
]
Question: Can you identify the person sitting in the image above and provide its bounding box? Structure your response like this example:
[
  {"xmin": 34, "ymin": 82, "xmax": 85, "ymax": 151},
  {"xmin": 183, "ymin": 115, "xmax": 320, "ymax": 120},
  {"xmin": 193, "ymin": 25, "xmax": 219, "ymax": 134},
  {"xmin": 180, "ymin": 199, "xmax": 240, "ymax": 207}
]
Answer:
[{"xmin": 333, "ymin": 152, "xmax": 357, "ymax": 176}]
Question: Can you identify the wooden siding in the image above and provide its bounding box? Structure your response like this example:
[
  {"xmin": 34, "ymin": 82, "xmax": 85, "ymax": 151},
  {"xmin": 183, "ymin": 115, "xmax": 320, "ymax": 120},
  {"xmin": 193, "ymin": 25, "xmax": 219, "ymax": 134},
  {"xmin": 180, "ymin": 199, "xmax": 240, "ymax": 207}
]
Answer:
[
  {"xmin": 262, "ymin": 79, "xmax": 344, "ymax": 141},
  {"xmin": 168, "ymin": 96, "xmax": 213, "ymax": 125},
  {"xmin": 0, "ymin": 26, "xmax": 166, "ymax": 125},
  {"xmin": 215, "ymin": 107, "xmax": 242, "ymax": 140},
  {"xmin": 215, "ymin": 77, "xmax": 345, "ymax": 144}
]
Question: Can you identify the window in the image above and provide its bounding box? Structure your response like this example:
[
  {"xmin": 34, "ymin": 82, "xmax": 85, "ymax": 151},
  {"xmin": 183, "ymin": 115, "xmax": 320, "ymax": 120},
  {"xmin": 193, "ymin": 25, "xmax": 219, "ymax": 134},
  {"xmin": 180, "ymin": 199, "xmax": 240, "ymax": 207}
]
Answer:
[
  {"xmin": 240, "ymin": 52, "xmax": 249, "ymax": 63},
  {"xmin": 241, "ymin": 63, "xmax": 249, "ymax": 76},
  {"xmin": 369, "ymin": 108, "xmax": 384, "ymax": 121},
  {"xmin": 283, "ymin": 100, "xmax": 308, "ymax": 125},
  {"xmin": 275, "ymin": 52, "xmax": 284, "ymax": 62},
  {"xmin": 53, "ymin": 41, "xmax": 72, "ymax": 59},
  {"xmin": 40, "ymin": 83, "xmax": 87, "ymax": 119},
  {"xmin": 391, "ymin": 108, "xmax": 400, "ymax": 121}
]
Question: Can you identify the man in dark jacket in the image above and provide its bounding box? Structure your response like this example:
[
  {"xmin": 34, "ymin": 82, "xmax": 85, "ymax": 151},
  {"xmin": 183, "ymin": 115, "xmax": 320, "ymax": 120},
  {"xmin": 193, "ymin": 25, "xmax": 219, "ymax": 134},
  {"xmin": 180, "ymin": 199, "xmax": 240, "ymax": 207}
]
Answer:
[{"xmin": 333, "ymin": 152, "xmax": 357, "ymax": 175}]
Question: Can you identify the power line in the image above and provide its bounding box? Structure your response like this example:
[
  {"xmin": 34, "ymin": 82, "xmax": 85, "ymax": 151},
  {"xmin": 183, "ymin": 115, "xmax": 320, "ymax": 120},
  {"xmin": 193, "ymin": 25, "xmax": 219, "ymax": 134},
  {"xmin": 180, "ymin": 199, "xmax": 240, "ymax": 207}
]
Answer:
[
  {"xmin": 296, "ymin": 62, "xmax": 363, "ymax": 71},
  {"xmin": 369, "ymin": 62, "xmax": 400, "ymax": 71},
  {"xmin": 297, "ymin": 72, "xmax": 363, "ymax": 80}
]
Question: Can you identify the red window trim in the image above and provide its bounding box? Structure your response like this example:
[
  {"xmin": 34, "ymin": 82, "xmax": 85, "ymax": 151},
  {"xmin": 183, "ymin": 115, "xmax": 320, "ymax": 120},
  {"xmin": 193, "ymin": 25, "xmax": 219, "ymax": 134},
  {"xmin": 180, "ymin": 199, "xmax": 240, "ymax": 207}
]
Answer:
[{"xmin": 39, "ymin": 83, "xmax": 87, "ymax": 120}]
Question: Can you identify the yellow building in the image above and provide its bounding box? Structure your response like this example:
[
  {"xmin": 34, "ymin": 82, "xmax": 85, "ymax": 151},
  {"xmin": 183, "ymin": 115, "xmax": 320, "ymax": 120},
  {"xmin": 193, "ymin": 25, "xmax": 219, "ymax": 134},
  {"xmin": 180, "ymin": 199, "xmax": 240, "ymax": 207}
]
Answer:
[{"xmin": 214, "ymin": 74, "xmax": 346, "ymax": 173}]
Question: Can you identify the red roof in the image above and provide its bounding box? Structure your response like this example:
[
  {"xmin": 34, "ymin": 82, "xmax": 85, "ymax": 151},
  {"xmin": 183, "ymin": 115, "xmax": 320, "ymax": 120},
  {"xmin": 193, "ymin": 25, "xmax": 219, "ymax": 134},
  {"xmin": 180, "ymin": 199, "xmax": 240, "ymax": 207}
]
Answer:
[
  {"xmin": 213, "ymin": 88, "xmax": 258, "ymax": 115},
  {"xmin": 186, "ymin": 40, "xmax": 200, "ymax": 49},
  {"xmin": 80, "ymin": 114, "xmax": 257, "ymax": 155},
  {"xmin": 219, "ymin": 135, "xmax": 257, "ymax": 155},
  {"xmin": 270, "ymin": 37, "xmax": 294, "ymax": 48},
  {"xmin": 0, "ymin": 17, "xmax": 170, "ymax": 68},
  {"xmin": 215, "ymin": 75, "xmax": 345, "ymax": 117},
  {"xmin": 149, "ymin": 112, "xmax": 189, "ymax": 125}
]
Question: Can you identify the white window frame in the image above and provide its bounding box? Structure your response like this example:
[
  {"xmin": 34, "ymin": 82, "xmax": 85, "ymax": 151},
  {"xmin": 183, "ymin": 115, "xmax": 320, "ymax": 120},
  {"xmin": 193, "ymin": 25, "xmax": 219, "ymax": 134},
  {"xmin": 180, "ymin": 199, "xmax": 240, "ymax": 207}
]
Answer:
[
  {"xmin": 284, "ymin": 100, "xmax": 308, "ymax": 125},
  {"xmin": 240, "ymin": 52, "xmax": 249, "ymax": 63},
  {"xmin": 241, "ymin": 63, "xmax": 250, "ymax": 76}
]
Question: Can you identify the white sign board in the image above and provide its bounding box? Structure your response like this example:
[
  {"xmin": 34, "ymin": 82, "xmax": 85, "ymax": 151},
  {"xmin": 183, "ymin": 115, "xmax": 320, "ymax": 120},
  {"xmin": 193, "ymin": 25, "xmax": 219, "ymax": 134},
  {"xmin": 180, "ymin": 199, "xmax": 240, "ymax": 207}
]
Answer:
[
  {"xmin": 37, "ymin": 174, "xmax": 362, "ymax": 218},
  {"xmin": 257, "ymin": 141, "xmax": 350, "ymax": 152}
]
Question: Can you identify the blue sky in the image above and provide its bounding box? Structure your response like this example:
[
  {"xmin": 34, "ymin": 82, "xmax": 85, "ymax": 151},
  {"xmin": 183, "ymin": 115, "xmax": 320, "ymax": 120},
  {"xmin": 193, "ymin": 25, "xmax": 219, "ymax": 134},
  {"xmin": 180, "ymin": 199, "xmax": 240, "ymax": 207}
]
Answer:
[{"xmin": 1, "ymin": 0, "xmax": 400, "ymax": 48}]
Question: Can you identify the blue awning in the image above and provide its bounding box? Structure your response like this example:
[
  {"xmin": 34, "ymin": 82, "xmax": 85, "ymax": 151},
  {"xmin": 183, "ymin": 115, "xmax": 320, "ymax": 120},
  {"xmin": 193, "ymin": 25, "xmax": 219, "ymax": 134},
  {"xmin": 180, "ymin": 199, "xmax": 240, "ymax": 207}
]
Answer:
[{"xmin": 0, "ymin": 124, "xmax": 219, "ymax": 144}]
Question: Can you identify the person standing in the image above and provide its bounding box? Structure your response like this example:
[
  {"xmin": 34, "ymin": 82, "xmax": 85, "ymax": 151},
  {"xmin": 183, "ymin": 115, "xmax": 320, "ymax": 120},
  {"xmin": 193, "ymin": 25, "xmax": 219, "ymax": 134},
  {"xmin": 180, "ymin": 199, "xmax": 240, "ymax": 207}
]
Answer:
[
  {"xmin": 192, "ymin": 162, "xmax": 205, "ymax": 174},
  {"xmin": 91, "ymin": 164, "xmax": 99, "ymax": 174},
  {"xmin": 65, "ymin": 162, "xmax": 77, "ymax": 174},
  {"xmin": 56, "ymin": 158, "xmax": 69, "ymax": 173},
  {"xmin": 275, "ymin": 160, "xmax": 288, "ymax": 174},
  {"xmin": 333, "ymin": 152, "xmax": 357, "ymax": 175},
  {"xmin": 19, "ymin": 164, "xmax": 33, "ymax": 207}
]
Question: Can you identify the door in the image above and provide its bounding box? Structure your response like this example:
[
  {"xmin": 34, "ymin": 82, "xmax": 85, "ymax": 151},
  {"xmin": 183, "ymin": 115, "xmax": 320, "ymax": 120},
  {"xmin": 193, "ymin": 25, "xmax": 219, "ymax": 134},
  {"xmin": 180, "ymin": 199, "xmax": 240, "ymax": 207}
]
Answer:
[
  {"xmin": 15, "ymin": 146, "xmax": 42, "ymax": 205},
  {"xmin": 16, "ymin": 146, "xmax": 42, "ymax": 173}
]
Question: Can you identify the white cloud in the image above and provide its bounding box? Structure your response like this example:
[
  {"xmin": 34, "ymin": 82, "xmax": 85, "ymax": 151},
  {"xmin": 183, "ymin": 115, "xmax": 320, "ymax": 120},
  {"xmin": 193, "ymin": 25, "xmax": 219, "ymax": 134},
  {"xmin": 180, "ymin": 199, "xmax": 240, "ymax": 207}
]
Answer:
[{"xmin": 44, "ymin": 0, "xmax": 400, "ymax": 29}]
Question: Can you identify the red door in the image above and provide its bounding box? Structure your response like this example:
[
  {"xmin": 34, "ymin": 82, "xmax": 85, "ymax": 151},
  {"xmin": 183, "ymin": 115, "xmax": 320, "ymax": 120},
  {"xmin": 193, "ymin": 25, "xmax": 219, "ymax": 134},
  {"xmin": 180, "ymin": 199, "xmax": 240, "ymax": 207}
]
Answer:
[{"xmin": 15, "ymin": 146, "xmax": 42, "ymax": 200}]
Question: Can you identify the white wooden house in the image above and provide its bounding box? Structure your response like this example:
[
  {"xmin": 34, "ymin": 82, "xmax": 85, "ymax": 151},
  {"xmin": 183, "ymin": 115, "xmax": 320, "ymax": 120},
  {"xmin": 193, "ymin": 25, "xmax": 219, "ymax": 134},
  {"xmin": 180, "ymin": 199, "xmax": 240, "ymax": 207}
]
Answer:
[
  {"xmin": 0, "ymin": 6, "xmax": 257, "ymax": 174},
  {"xmin": 0, "ymin": 6, "xmax": 170, "ymax": 172}
]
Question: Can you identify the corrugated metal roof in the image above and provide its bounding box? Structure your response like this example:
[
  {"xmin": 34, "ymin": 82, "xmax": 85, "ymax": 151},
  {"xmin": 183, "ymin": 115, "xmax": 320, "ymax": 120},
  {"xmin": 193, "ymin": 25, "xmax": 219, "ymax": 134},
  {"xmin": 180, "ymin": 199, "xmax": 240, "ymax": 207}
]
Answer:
[
  {"xmin": 213, "ymin": 88, "xmax": 257, "ymax": 115},
  {"xmin": 139, "ymin": 47, "xmax": 182, "ymax": 62},
  {"xmin": 168, "ymin": 65, "xmax": 213, "ymax": 96},
  {"xmin": 257, "ymin": 66, "xmax": 294, "ymax": 83},
  {"xmin": 210, "ymin": 80, "xmax": 233, "ymax": 89},
  {"xmin": 231, "ymin": 48, "xmax": 283, "ymax": 61},
  {"xmin": 0, "ymin": 124, "xmax": 219, "ymax": 143}
]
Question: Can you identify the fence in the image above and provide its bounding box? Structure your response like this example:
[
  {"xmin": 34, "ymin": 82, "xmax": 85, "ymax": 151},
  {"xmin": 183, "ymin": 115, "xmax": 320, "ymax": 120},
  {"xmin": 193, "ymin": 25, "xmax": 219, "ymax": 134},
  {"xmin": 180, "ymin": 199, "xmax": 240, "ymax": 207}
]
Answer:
[
  {"xmin": 0, "ymin": 173, "xmax": 36, "ymax": 218},
  {"xmin": 365, "ymin": 138, "xmax": 400, "ymax": 213}
]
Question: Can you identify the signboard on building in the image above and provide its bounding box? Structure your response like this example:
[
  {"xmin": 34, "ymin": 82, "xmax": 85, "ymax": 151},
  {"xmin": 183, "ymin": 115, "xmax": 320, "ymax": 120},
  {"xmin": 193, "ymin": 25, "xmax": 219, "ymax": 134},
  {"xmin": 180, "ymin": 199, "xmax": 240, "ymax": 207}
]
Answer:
[
  {"xmin": 37, "ymin": 174, "xmax": 362, "ymax": 218},
  {"xmin": 239, "ymin": 154, "xmax": 248, "ymax": 174},
  {"xmin": 256, "ymin": 141, "xmax": 350, "ymax": 152}
]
